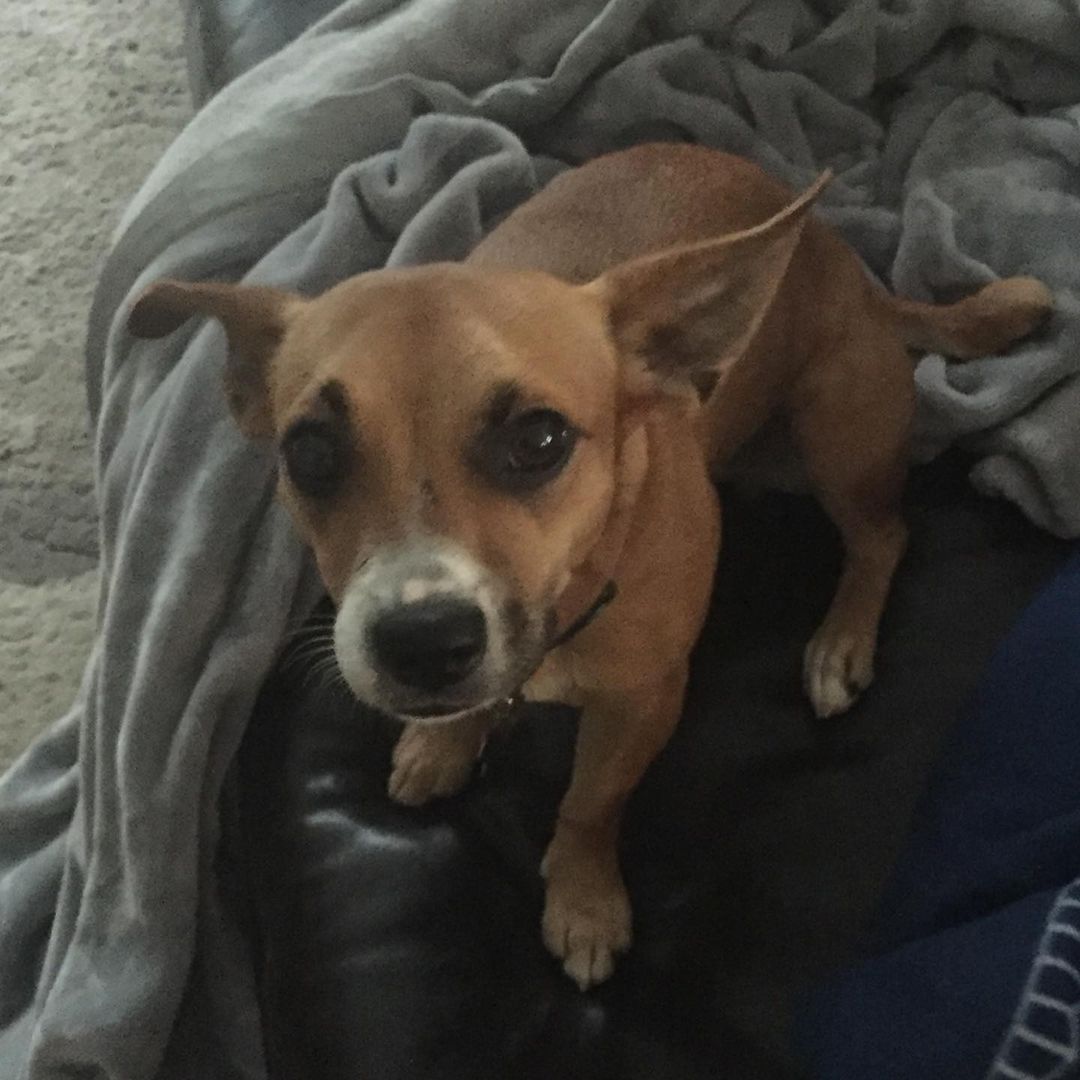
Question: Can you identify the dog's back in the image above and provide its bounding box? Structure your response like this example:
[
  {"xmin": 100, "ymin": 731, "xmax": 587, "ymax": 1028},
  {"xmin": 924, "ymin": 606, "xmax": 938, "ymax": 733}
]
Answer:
[{"xmin": 471, "ymin": 142, "xmax": 824, "ymax": 282}]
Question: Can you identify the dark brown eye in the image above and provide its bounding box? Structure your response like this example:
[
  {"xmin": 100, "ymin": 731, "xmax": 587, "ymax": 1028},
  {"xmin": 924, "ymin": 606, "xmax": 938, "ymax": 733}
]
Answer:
[
  {"xmin": 475, "ymin": 408, "xmax": 577, "ymax": 493},
  {"xmin": 281, "ymin": 421, "xmax": 344, "ymax": 498}
]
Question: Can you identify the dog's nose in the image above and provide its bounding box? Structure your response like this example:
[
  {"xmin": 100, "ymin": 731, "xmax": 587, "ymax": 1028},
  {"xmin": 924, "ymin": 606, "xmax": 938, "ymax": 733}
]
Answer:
[{"xmin": 369, "ymin": 598, "xmax": 487, "ymax": 692}]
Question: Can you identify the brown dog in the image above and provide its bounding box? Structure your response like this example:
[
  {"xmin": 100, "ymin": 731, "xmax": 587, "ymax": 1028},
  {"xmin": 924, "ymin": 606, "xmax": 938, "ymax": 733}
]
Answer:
[{"xmin": 128, "ymin": 143, "xmax": 1052, "ymax": 989}]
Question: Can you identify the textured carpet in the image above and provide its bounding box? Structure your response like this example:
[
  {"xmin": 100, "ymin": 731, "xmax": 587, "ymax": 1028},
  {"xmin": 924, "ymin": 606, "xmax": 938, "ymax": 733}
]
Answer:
[{"xmin": 0, "ymin": 1, "xmax": 189, "ymax": 769}]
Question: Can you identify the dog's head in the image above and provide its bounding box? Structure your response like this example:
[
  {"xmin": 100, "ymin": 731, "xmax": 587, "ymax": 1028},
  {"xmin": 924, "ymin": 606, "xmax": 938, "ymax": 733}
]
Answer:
[{"xmin": 128, "ymin": 174, "xmax": 824, "ymax": 721}]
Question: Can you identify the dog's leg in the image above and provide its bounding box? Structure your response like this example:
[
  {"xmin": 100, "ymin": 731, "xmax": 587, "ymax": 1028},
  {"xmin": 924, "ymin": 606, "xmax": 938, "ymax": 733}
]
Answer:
[
  {"xmin": 541, "ymin": 665, "xmax": 686, "ymax": 989},
  {"xmin": 793, "ymin": 336, "xmax": 913, "ymax": 718},
  {"xmin": 388, "ymin": 712, "xmax": 494, "ymax": 806},
  {"xmin": 801, "ymin": 502, "xmax": 908, "ymax": 718}
]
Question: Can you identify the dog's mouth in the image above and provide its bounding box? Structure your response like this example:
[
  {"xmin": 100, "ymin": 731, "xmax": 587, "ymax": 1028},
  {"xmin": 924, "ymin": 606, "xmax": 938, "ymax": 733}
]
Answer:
[
  {"xmin": 376, "ymin": 645, "xmax": 547, "ymax": 725},
  {"xmin": 395, "ymin": 696, "xmax": 506, "ymax": 725}
]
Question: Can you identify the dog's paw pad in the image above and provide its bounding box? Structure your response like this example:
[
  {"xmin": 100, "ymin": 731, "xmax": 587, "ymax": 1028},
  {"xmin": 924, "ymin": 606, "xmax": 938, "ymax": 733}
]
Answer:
[
  {"xmin": 542, "ymin": 878, "xmax": 632, "ymax": 991},
  {"xmin": 388, "ymin": 725, "xmax": 480, "ymax": 807},
  {"xmin": 803, "ymin": 632, "xmax": 875, "ymax": 719}
]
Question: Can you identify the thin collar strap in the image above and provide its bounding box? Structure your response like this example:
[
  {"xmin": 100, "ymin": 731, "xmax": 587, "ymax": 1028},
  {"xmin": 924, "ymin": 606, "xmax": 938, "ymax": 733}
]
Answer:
[{"xmin": 548, "ymin": 579, "xmax": 618, "ymax": 650}]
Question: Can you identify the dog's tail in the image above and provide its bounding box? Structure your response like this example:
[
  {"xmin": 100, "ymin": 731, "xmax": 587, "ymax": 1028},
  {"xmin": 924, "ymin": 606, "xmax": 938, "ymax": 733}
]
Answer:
[{"xmin": 884, "ymin": 276, "xmax": 1053, "ymax": 361}]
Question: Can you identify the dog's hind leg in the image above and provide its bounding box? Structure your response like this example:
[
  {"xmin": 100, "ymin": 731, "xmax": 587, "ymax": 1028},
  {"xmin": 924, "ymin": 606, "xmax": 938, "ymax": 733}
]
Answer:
[{"xmin": 792, "ymin": 330, "xmax": 913, "ymax": 718}]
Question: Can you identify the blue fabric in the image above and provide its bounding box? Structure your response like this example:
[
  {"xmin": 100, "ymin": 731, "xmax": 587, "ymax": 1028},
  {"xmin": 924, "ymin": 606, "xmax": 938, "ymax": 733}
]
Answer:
[{"xmin": 800, "ymin": 548, "xmax": 1080, "ymax": 1079}]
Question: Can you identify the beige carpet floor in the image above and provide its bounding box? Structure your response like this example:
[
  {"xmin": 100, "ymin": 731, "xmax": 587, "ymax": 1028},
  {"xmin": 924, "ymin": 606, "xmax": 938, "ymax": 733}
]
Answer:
[{"xmin": 0, "ymin": 1, "xmax": 190, "ymax": 770}]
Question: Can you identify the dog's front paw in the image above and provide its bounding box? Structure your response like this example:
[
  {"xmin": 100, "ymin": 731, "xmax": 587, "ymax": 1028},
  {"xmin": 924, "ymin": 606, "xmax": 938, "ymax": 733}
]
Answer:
[
  {"xmin": 388, "ymin": 721, "xmax": 485, "ymax": 807},
  {"xmin": 803, "ymin": 628, "xmax": 875, "ymax": 718},
  {"xmin": 541, "ymin": 845, "xmax": 632, "ymax": 990}
]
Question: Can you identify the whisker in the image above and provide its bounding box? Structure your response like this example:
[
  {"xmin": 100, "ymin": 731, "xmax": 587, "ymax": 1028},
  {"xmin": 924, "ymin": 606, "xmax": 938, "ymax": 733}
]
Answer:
[
  {"xmin": 285, "ymin": 641, "xmax": 338, "ymax": 678},
  {"xmin": 282, "ymin": 613, "xmax": 353, "ymax": 701},
  {"xmin": 304, "ymin": 654, "xmax": 348, "ymax": 695},
  {"xmin": 288, "ymin": 637, "xmax": 336, "ymax": 660},
  {"xmin": 286, "ymin": 616, "xmax": 337, "ymax": 644}
]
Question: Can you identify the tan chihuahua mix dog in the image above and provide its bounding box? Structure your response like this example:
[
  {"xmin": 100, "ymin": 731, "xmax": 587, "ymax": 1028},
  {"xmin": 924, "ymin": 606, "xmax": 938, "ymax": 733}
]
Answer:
[{"xmin": 129, "ymin": 144, "xmax": 1051, "ymax": 989}]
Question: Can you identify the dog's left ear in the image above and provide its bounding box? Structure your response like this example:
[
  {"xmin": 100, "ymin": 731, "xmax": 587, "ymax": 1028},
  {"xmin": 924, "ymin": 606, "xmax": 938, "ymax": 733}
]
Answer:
[{"xmin": 591, "ymin": 170, "xmax": 831, "ymax": 399}]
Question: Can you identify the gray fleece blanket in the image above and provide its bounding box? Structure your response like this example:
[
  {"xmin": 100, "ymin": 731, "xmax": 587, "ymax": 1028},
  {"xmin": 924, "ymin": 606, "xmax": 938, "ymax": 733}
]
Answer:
[{"xmin": 2, "ymin": 1, "xmax": 1079, "ymax": 1077}]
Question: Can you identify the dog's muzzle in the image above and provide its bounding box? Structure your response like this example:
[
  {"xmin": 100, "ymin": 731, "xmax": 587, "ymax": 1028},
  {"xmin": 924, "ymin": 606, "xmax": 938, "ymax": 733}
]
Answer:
[{"xmin": 333, "ymin": 538, "xmax": 538, "ymax": 720}]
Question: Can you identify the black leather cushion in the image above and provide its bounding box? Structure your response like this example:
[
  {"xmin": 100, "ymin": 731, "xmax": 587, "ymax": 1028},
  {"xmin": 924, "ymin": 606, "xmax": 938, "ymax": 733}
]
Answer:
[{"xmin": 234, "ymin": 455, "xmax": 1069, "ymax": 1080}]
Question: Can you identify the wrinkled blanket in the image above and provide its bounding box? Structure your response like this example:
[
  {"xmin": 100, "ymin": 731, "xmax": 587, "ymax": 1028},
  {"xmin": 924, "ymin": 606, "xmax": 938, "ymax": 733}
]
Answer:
[{"xmin": 2, "ymin": 1, "xmax": 1079, "ymax": 1077}]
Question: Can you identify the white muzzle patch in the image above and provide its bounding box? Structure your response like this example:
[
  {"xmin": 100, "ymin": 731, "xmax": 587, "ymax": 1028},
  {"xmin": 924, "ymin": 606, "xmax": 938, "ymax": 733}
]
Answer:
[{"xmin": 333, "ymin": 538, "xmax": 513, "ymax": 719}]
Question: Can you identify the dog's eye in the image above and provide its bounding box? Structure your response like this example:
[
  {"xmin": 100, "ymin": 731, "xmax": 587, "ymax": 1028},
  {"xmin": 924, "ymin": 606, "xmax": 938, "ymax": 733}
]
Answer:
[
  {"xmin": 477, "ymin": 408, "xmax": 577, "ymax": 492},
  {"xmin": 281, "ymin": 422, "xmax": 345, "ymax": 498}
]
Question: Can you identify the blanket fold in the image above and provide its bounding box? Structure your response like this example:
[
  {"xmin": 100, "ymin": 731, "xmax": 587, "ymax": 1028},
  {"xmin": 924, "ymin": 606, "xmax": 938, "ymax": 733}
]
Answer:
[{"xmin": 2, "ymin": 2, "xmax": 1079, "ymax": 1077}]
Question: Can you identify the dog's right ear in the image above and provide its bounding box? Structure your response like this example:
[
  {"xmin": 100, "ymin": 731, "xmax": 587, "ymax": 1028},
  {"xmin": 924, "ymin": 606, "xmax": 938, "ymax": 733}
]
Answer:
[{"xmin": 128, "ymin": 279, "xmax": 301, "ymax": 438}]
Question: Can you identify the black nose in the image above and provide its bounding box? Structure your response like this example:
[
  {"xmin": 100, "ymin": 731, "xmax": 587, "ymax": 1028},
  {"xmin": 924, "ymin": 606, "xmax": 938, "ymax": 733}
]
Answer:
[{"xmin": 369, "ymin": 598, "xmax": 487, "ymax": 693}]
